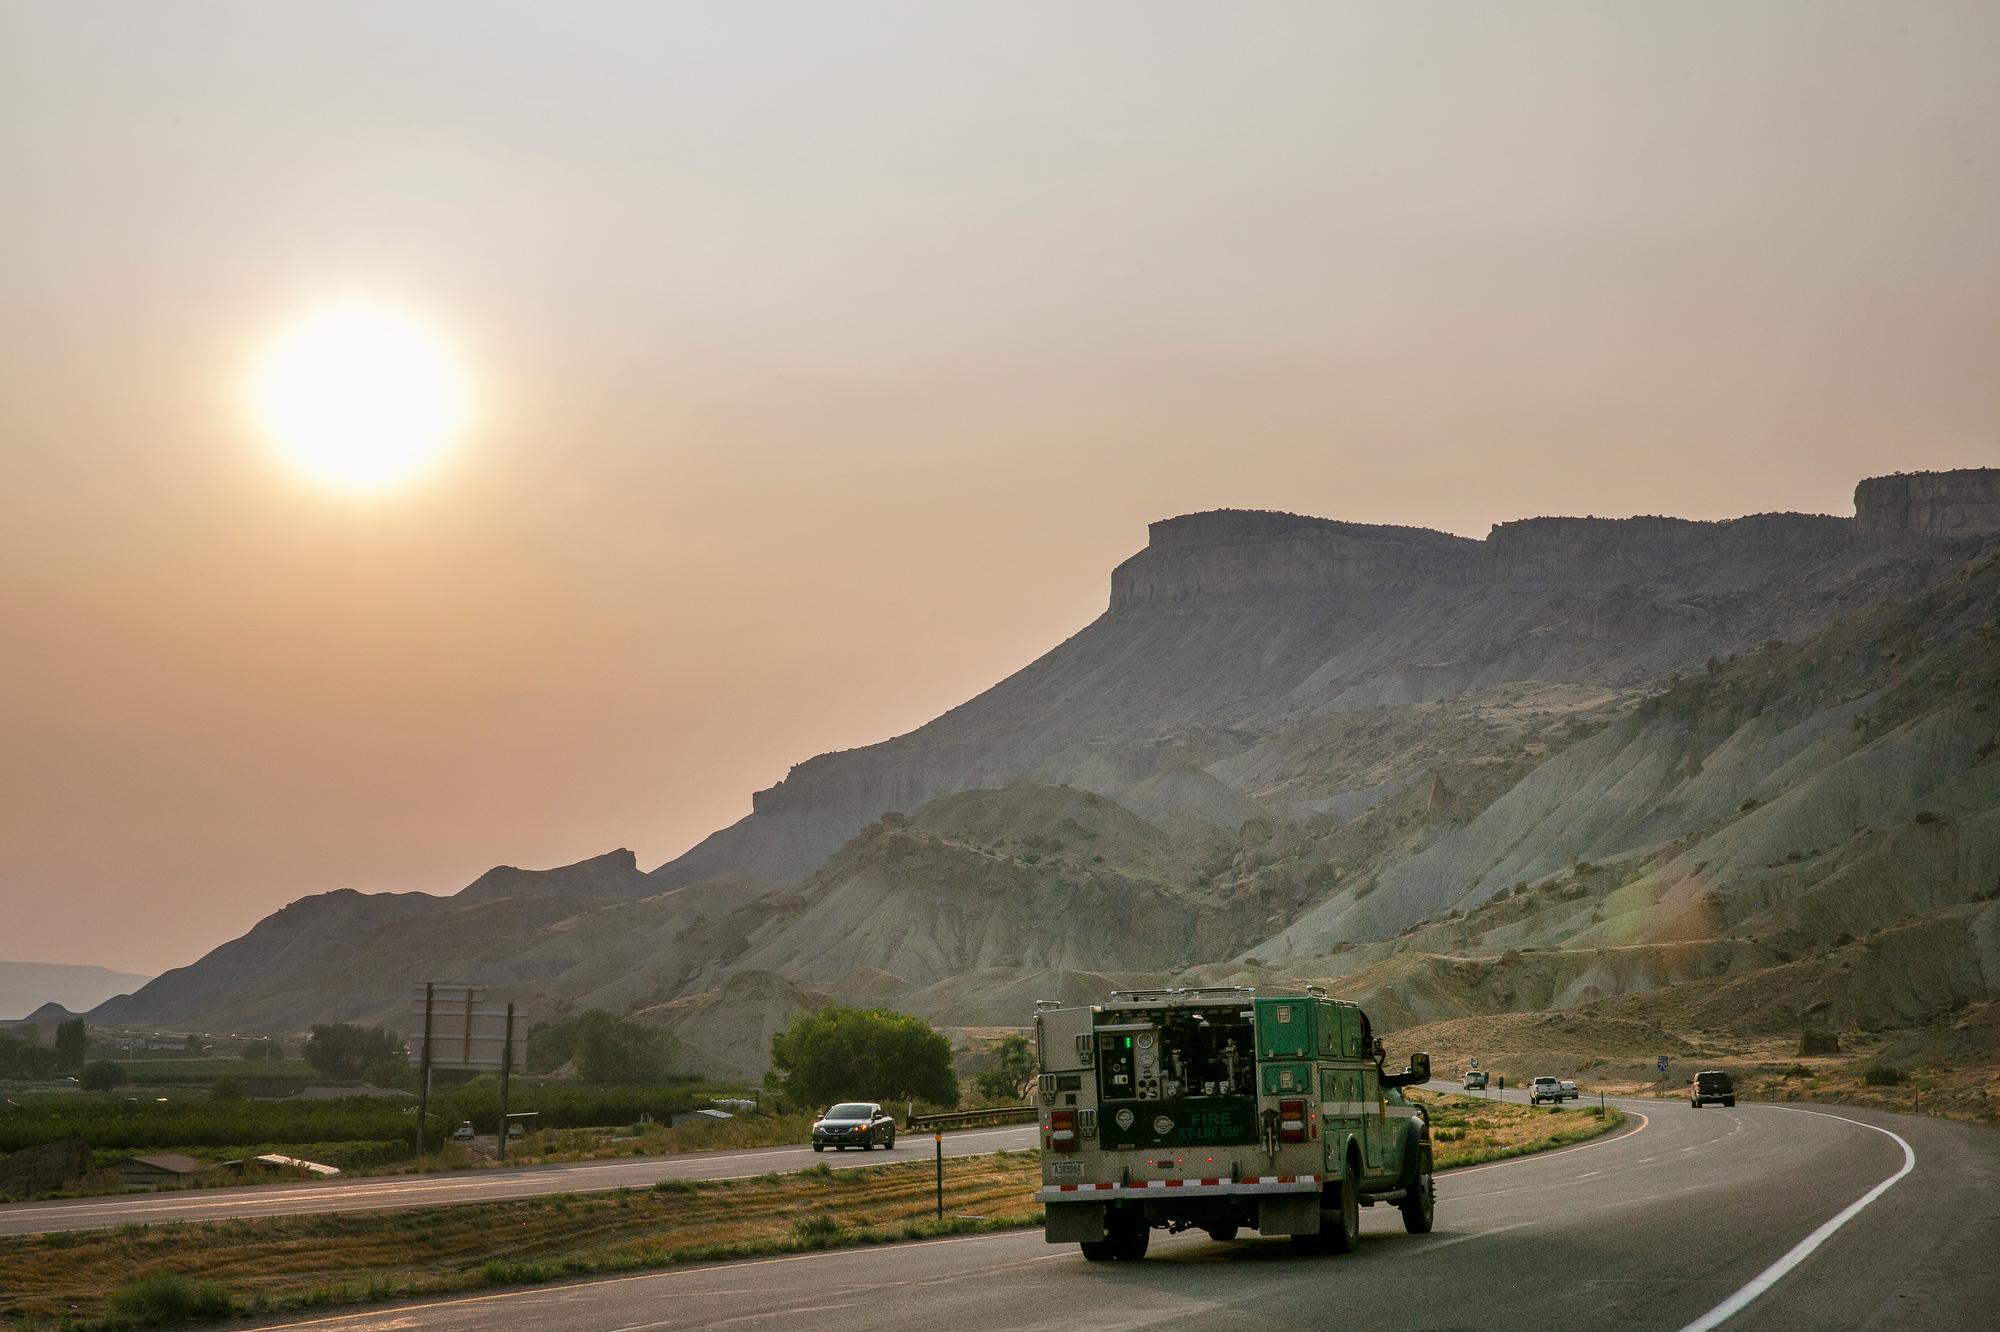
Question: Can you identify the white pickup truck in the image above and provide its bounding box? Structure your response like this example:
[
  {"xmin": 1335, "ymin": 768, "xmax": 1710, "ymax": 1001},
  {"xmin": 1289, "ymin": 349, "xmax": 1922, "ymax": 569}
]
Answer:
[{"xmin": 1528, "ymin": 1076, "xmax": 1564, "ymax": 1106}]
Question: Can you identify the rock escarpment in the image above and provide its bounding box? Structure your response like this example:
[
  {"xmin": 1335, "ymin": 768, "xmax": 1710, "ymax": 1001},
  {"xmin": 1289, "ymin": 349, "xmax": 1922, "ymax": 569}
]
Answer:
[
  {"xmin": 656, "ymin": 479, "xmax": 1938, "ymax": 891},
  {"xmin": 85, "ymin": 469, "xmax": 2000, "ymax": 1064},
  {"xmin": 1855, "ymin": 468, "xmax": 2000, "ymax": 539}
]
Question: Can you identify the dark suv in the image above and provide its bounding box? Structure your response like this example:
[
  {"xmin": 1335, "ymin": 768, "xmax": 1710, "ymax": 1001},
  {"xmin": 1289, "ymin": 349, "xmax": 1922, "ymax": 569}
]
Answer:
[
  {"xmin": 811, "ymin": 1102, "xmax": 897, "ymax": 1150},
  {"xmin": 1689, "ymin": 1070, "xmax": 1735, "ymax": 1108}
]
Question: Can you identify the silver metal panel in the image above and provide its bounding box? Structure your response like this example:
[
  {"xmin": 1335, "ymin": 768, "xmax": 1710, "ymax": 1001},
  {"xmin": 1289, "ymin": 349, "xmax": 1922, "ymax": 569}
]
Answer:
[{"xmin": 1035, "ymin": 1006, "xmax": 1094, "ymax": 1072}]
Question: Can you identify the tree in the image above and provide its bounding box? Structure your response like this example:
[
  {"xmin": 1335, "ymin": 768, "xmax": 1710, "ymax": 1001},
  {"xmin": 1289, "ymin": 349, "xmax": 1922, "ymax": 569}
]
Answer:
[
  {"xmin": 303, "ymin": 1024, "xmax": 404, "ymax": 1080},
  {"xmin": 0, "ymin": 1031, "xmax": 58, "ymax": 1080},
  {"xmin": 80, "ymin": 1059, "xmax": 126, "ymax": 1092},
  {"xmin": 241, "ymin": 1040, "xmax": 283, "ymax": 1062},
  {"xmin": 210, "ymin": 1075, "xmax": 245, "ymax": 1101},
  {"xmin": 769, "ymin": 1006, "xmax": 958, "ymax": 1109},
  {"xmin": 183, "ymin": 1033, "xmax": 205, "ymax": 1054},
  {"xmin": 527, "ymin": 1010, "xmax": 673, "ymax": 1083},
  {"xmin": 973, "ymin": 1034, "xmax": 1037, "ymax": 1102},
  {"xmin": 54, "ymin": 1018, "xmax": 88, "ymax": 1070}
]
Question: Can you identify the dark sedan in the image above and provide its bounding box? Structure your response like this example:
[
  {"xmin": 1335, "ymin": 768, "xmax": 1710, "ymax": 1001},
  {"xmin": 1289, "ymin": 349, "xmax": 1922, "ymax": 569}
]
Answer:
[{"xmin": 811, "ymin": 1102, "xmax": 897, "ymax": 1151}]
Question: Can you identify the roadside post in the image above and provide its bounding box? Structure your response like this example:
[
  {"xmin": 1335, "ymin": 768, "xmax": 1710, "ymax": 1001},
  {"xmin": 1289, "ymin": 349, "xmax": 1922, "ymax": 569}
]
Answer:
[
  {"xmin": 415, "ymin": 982, "xmax": 435, "ymax": 1162},
  {"xmin": 935, "ymin": 1133, "xmax": 944, "ymax": 1220},
  {"xmin": 496, "ymin": 1002, "xmax": 515, "ymax": 1162}
]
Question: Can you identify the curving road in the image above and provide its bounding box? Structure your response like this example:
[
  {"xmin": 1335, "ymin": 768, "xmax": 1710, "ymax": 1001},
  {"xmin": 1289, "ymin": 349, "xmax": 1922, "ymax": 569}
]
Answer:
[
  {"xmin": 0, "ymin": 1124, "xmax": 1039, "ymax": 1237},
  {"xmin": 231, "ymin": 1092, "xmax": 2000, "ymax": 1331}
]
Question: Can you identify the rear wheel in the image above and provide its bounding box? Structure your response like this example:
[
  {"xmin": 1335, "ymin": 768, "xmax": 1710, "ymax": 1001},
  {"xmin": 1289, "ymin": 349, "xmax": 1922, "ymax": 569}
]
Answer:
[
  {"xmin": 1079, "ymin": 1239, "xmax": 1113, "ymax": 1262},
  {"xmin": 1723, "ymin": 1097, "xmax": 1735, "ymax": 1108},
  {"xmin": 1293, "ymin": 1162, "xmax": 1361, "ymax": 1255},
  {"xmin": 1400, "ymin": 1159, "xmax": 1435, "ymax": 1235},
  {"xmin": 1106, "ymin": 1208, "xmax": 1150, "ymax": 1261},
  {"xmin": 1329, "ymin": 1164, "xmax": 1361, "ymax": 1253},
  {"xmin": 1205, "ymin": 1223, "xmax": 1240, "ymax": 1243}
]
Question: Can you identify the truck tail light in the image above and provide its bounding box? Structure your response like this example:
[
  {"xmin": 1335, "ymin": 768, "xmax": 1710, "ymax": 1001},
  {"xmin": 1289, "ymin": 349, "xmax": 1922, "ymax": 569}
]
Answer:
[
  {"xmin": 1278, "ymin": 1098, "xmax": 1307, "ymax": 1143},
  {"xmin": 1049, "ymin": 1108, "xmax": 1078, "ymax": 1152}
]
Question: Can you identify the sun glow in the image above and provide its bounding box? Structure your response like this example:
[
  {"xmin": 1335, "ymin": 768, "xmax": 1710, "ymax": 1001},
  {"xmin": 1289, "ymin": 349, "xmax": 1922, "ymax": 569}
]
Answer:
[{"xmin": 251, "ymin": 299, "xmax": 467, "ymax": 492}]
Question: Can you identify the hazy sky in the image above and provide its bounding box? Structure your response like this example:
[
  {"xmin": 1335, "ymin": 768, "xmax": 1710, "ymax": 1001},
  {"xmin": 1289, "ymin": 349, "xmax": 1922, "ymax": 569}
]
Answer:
[{"xmin": 3, "ymin": 2, "xmax": 1996, "ymax": 976}]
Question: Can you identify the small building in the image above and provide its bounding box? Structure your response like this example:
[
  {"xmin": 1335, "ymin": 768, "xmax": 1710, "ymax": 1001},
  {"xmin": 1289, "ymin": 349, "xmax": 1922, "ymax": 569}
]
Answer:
[
  {"xmin": 667, "ymin": 1108, "xmax": 734, "ymax": 1129},
  {"xmin": 226, "ymin": 1153, "xmax": 340, "ymax": 1178},
  {"xmin": 107, "ymin": 1153, "xmax": 207, "ymax": 1189}
]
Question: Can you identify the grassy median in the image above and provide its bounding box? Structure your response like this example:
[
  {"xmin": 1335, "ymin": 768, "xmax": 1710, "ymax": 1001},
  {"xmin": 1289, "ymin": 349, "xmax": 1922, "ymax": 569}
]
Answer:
[{"xmin": 1, "ymin": 1100, "xmax": 1621, "ymax": 1330}]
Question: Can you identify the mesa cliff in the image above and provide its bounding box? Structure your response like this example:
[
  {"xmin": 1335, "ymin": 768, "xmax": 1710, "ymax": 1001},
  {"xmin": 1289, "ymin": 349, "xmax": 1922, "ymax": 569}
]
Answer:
[{"xmin": 84, "ymin": 468, "xmax": 2000, "ymax": 1078}]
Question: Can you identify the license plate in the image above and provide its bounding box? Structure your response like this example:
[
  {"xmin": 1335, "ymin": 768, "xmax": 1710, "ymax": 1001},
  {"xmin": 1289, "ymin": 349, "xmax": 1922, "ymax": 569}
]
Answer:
[{"xmin": 1050, "ymin": 1161, "xmax": 1083, "ymax": 1178}]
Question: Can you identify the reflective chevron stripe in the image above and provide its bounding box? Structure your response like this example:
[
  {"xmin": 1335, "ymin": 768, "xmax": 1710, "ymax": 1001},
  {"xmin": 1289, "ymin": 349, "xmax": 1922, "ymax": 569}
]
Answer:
[{"xmin": 1035, "ymin": 1173, "xmax": 1322, "ymax": 1202}]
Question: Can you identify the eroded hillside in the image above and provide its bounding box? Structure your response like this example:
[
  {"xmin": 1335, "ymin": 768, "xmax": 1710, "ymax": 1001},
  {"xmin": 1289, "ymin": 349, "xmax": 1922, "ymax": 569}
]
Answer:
[{"xmin": 81, "ymin": 469, "xmax": 2000, "ymax": 1097}]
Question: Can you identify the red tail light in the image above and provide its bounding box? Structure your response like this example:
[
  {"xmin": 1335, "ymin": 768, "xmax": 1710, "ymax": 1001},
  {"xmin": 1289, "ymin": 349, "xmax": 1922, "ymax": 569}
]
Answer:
[
  {"xmin": 1049, "ymin": 1108, "xmax": 1078, "ymax": 1153},
  {"xmin": 1278, "ymin": 1098, "xmax": 1307, "ymax": 1143}
]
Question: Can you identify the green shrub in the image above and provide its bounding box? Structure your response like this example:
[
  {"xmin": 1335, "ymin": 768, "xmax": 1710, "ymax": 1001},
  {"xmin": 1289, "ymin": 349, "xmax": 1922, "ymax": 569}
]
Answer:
[
  {"xmin": 106, "ymin": 1274, "xmax": 233, "ymax": 1325},
  {"xmin": 1863, "ymin": 1065, "xmax": 1903, "ymax": 1086},
  {"xmin": 791, "ymin": 1212, "xmax": 845, "ymax": 1247}
]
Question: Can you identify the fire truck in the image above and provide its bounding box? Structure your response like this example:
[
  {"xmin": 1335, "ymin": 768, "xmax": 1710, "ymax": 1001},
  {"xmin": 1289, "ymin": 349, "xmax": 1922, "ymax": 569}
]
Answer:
[{"xmin": 1033, "ymin": 987, "xmax": 1434, "ymax": 1259}]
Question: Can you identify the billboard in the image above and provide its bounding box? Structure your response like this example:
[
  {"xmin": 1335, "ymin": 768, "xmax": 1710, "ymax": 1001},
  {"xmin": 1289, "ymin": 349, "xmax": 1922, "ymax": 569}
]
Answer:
[{"xmin": 407, "ymin": 983, "xmax": 528, "ymax": 1072}]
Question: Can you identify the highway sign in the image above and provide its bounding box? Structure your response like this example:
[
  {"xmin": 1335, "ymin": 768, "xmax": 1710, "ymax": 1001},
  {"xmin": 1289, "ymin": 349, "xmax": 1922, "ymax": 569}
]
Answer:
[{"xmin": 408, "ymin": 983, "xmax": 527, "ymax": 1072}]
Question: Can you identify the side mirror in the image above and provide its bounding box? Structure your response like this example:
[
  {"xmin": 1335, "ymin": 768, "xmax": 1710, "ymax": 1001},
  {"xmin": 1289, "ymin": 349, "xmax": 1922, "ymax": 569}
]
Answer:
[{"xmin": 1378, "ymin": 1050, "xmax": 1431, "ymax": 1089}]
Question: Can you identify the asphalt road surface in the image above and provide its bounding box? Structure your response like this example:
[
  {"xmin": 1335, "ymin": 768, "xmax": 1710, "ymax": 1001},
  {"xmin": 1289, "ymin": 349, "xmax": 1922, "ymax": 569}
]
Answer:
[
  {"xmin": 233, "ymin": 1092, "xmax": 2000, "ymax": 1331},
  {"xmin": 0, "ymin": 1124, "xmax": 1039, "ymax": 1237}
]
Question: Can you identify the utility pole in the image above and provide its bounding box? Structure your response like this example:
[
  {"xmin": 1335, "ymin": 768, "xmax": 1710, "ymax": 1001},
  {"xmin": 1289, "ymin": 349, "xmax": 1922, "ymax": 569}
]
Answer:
[
  {"xmin": 415, "ymin": 982, "xmax": 435, "ymax": 1163},
  {"xmin": 934, "ymin": 1133, "xmax": 944, "ymax": 1221},
  {"xmin": 497, "ymin": 1002, "xmax": 515, "ymax": 1163}
]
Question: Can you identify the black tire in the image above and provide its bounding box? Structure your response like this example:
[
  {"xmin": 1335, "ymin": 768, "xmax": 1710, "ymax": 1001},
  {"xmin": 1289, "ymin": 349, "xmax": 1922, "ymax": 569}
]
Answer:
[
  {"xmin": 1723, "ymin": 1098, "xmax": 1735, "ymax": 1108},
  {"xmin": 884, "ymin": 1131, "xmax": 895, "ymax": 1149},
  {"xmin": 1079, "ymin": 1239, "xmax": 1114, "ymax": 1262},
  {"xmin": 1400, "ymin": 1143, "xmax": 1435, "ymax": 1235},
  {"xmin": 812, "ymin": 1144, "xmax": 824, "ymax": 1152},
  {"xmin": 1328, "ymin": 1162, "xmax": 1361, "ymax": 1253},
  {"xmin": 1106, "ymin": 1209, "xmax": 1150, "ymax": 1261},
  {"xmin": 1205, "ymin": 1224, "xmax": 1240, "ymax": 1243}
]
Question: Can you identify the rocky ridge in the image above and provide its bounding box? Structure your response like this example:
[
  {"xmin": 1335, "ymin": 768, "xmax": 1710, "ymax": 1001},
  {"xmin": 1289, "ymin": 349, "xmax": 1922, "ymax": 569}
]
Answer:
[{"xmin": 71, "ymin": 468, "xmax": 2000, "ymax": 1085}]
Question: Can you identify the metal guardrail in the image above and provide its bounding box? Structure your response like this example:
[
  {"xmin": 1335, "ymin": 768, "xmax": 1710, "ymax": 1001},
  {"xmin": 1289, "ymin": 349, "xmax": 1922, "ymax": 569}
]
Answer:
[{"xmin": 906, "ymin": 1104, "xmax": 1037, "ymax": 1131}]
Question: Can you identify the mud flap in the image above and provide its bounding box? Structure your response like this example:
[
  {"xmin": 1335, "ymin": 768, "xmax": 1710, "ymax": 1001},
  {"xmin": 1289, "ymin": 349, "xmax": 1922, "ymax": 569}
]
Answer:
[
  {"xmin": 1257, "ymin": 1193, "xmax": 1320, "ymax": 1236},
  {"xmin": 1045, "ymin": 1201, "xmax": 1107, "ymax": 1243}
]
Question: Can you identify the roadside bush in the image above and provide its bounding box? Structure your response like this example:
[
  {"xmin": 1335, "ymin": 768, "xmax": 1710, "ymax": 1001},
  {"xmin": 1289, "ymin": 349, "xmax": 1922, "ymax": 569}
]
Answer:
[
  {"xmin": 1863, "ymin": 1065, "xmax": 1904, "ymax": 1087},
  {"xmin": 791, "ymin": 1212, "xmax": 846, "ymax": 1248},
  {"xmin": 106, "ymin": 1273, "xmax": 234, "ymax": 1325},
  {"xmin": 79, "ymin": 1060, "xmax": 127, "ymax": 1092}
]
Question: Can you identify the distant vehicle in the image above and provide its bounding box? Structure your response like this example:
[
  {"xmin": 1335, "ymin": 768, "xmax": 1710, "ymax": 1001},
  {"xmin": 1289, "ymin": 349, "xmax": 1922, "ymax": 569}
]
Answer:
[
  {"xmin": 506, "ymin": 1122, "xmax": 524, "ymax": 1139},
  {"xmin": 811, "ymin": 1102, "xmax": 896, "ymax": 1151},
  {"xmin": 1463, "ymin": 1070, "xmax": 1489, "ymax": 1090},
  {"xmin": 1558, "ymin": 1079, "xmax": 1579, "ymax": 1100},
  {"xmin": 450, "ymin": 1121, "xmax": 475, "ymax": 1141},
  {"xmin": 1690, "ymin": 1071, "xmax": 1735, "ymax": 1108},
  {"xmin": 1528, "ymin": 1076, "xmax": 1563, "ymax": 1106}
]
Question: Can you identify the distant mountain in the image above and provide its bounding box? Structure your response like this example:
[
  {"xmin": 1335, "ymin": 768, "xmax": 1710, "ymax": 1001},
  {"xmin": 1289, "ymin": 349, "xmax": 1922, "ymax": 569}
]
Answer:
[
  {"xmin": 0, "ymin": 962, "xmax": 151, "ymax": 1021},
  {"xmin": 87, "ymin": 469, "xmax": 2000, "ymax": 1084}
]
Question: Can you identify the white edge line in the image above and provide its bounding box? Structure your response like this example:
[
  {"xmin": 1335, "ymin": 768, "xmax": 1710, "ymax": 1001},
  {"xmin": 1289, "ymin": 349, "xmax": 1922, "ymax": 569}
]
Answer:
[{"xmin": 1676, "ymin": 1106, "xmax": 1916, "ymax": 1332}]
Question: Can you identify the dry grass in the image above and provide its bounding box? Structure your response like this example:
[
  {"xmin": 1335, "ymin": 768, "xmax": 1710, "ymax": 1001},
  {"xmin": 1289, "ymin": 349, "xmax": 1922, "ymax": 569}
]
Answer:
[
  {"xmin": 1411, "ymin": 1091, "xmax": 1625, "ymax": 1168},
  {"xmin": 0, "ymin": 1153, "xmax": 1043, "ymax": 1329},
  {"xmin": 1, "ymin": 1098, "xmax": 1621, "ymax": 1329}
]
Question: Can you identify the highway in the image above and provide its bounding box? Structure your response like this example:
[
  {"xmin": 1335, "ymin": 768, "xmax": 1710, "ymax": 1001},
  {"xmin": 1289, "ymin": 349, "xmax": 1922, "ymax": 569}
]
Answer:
[
  {"xmin": 232, "ymin": 1091, "xmax": 2000, "ymax": 1331},
  {"xmin": 0, "ymin": 1124, "xmax": 1039, "ymax": 1236}
]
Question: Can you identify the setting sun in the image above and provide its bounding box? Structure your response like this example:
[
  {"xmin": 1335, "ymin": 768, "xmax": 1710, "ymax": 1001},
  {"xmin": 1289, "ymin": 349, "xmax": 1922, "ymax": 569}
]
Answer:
[{"xmin": 251, "ymin": 299, "xmax": 467, "ymax": 492}]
